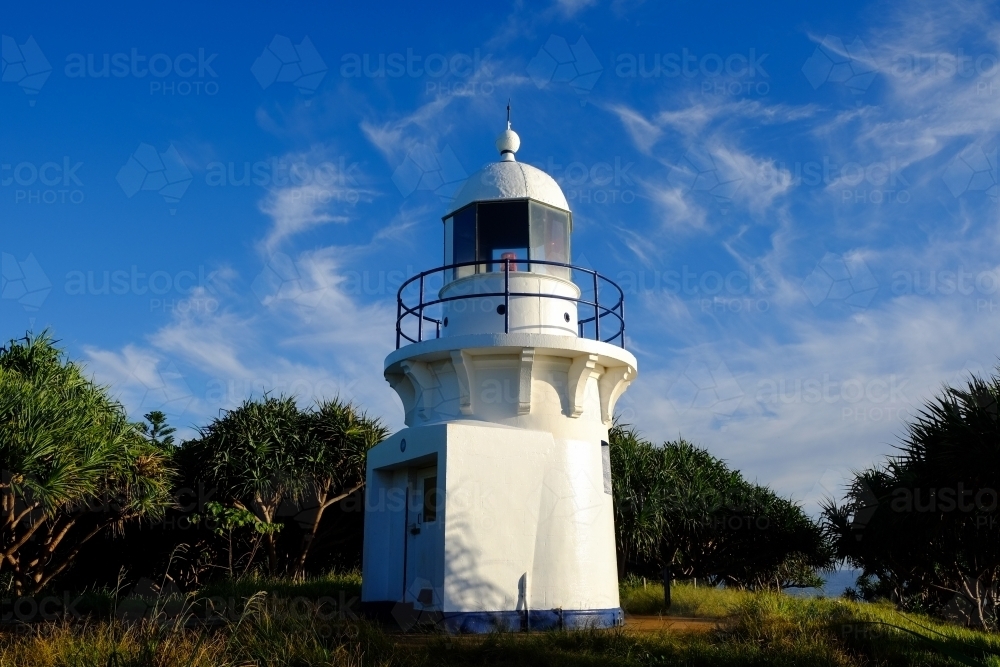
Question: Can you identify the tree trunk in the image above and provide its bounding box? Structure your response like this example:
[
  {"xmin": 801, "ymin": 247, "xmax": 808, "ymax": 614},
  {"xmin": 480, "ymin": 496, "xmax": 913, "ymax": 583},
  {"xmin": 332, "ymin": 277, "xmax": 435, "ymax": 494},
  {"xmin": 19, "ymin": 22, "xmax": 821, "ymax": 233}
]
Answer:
[
  {"xmin": 30, "ymin": 522, "xmax": 105, "ymax": 595},
  {"xmin": 293, "ymin": 482, "xmax": 366, "ymax": 579},
  {"xmin": 266, "ymin": 532, "xmax": 278, "ymax": 575},
  {"xmin": 294, "ymin": 487, "xmax": 328, "ymax": 580}
]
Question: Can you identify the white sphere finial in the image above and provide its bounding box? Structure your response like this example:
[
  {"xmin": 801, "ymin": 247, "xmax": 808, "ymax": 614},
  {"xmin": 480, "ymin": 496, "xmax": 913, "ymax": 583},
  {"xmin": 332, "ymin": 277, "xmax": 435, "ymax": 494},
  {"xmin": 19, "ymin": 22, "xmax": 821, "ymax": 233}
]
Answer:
[
  {"xmin": 496, "ymin": 100, "xmax": 519, "ymax": 161},
  {"xmin": 496, "ymin": 128, "xmax": 520, "ymax": 161}
]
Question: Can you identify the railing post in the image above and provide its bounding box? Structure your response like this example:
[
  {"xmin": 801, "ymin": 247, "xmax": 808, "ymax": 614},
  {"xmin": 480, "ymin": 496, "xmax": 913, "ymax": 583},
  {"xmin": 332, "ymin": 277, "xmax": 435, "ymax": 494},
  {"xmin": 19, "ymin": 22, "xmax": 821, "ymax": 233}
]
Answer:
[
  {"xmin": 504, "ymin": 258, "xmax": 510, "ymax": 334},
  {"xmin": 620, "ymin": 297, "xmax": 626, "ymax": 347},
  {"xmin": 593, "ymin": 271, "xmax": 600, "ymax": 342},
  {"xmin": 396, "ymin": 294, "xmax": 402, "ymax": 349},
  {"xmin": 417, "ymin": 274, "xmax": 424, "ymax": 342}
]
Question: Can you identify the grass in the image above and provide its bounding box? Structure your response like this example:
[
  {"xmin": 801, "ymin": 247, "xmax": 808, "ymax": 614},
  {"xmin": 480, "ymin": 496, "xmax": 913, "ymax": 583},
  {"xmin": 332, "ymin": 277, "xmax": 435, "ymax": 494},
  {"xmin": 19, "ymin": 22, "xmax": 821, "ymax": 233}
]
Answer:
[
  {"xmin": 198, "ymin": 571, "xmax": 363, "ymax": 602},
  {"xmin": 619, "ymin": 575, "xmax": 747, "ymax": 617},
  {"xmin": 4, "ymin": 576, "xmax": 1000, "ymax": 666}
]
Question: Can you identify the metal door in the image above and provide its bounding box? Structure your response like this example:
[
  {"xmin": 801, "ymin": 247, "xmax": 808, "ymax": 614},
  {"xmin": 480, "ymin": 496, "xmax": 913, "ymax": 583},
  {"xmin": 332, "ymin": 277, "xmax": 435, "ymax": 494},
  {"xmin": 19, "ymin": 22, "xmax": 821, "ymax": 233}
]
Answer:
[{"xmin": 403, "ymin": 465, "xmax": 442, "ymax": 610}]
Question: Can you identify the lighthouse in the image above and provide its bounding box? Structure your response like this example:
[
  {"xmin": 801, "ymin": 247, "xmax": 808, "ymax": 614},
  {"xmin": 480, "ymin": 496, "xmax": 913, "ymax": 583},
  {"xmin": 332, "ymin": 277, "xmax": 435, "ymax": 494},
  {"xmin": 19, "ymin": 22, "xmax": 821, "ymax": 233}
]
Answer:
[{"xmin": 361, "ymin": 118, "xmax": 638, "ymax": 632}]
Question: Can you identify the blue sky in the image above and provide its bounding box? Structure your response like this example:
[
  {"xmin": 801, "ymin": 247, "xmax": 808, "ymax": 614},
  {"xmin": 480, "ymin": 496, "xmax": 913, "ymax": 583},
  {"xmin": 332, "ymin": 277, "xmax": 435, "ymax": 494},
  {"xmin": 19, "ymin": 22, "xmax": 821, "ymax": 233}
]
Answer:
[{"xmin": 3, "ymin": 0, "xmax": 999, "ymax": 513}]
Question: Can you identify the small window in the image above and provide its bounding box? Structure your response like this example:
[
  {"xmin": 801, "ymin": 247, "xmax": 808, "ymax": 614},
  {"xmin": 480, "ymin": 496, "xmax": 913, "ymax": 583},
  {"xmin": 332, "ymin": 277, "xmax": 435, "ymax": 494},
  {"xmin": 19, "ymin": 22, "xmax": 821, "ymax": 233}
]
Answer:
[{"xmin": 423, "ymin": 476, "xmax": 439, "ymax": 522}]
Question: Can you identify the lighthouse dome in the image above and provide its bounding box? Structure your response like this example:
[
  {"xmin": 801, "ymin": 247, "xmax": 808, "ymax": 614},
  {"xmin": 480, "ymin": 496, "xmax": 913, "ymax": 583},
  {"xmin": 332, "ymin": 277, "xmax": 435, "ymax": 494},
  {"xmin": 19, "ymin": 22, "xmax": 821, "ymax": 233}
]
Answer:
[{"xmin": 446, "ymin": 128, "xmax": 569, "ymax": 216}]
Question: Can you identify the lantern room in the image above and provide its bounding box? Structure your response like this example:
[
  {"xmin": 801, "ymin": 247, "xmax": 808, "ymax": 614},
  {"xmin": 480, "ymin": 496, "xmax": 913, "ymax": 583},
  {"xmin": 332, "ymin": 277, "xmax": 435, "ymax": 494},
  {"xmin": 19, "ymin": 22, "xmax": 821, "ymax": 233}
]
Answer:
[
  {"xmin": 443, "ymin": 199, "xmax": 571, "ymax": 281},
  {"xmin": 442, "ymin": 125, "xmax": 573, "ymax": 282}
]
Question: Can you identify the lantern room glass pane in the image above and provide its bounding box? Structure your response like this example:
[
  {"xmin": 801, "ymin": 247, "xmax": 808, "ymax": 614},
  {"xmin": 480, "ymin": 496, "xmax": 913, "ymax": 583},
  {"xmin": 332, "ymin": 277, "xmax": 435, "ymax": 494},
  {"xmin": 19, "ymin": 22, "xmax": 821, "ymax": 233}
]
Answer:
[
  {"xmin": 477, "ymin": 201, "xmax": 529, "ymax": 272},
  {"xmin": 451, "ymin": 205, "xmax": 476, "ymax": 280},
  {"xmin": 443, "ymin": 216, "xmax": 453, "ymax": 267},
  {"xmin": 529, "ymin": 202, "xmax": 571, "ymax": 279}
]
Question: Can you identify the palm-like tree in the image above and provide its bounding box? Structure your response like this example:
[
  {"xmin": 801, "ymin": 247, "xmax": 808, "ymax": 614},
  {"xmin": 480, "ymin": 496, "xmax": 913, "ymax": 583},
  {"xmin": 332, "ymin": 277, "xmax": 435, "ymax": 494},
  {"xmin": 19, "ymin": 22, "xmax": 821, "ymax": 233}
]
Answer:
[
  {"xmin": 292, "ymin": 399, "xmax": 388, "ymax": 577},
  {"xmin": 182, "ymin": 395, "xmax": 387, "ymax": 577},
  {"xmin": 0, "ymin": 332, "xmax": 173, "ymax": 594},
  {"xmin": 609, "ymin": 421, "xmax": 830, "ymax": 589},
  {"xmin": 823, "ymin": 372, "xmax": 1000, "ymax": 629},
  {"xmin": 183, "ymin": 395, "xmax": 302, "ymax": 575}
]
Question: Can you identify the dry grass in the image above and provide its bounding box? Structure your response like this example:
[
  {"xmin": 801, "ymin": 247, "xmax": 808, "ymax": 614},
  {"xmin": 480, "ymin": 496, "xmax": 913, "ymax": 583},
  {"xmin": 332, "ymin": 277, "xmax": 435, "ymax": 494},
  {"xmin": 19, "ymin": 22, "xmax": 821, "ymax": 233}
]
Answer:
[{"xmin": 4, "ymin": 576, "xmax": 1000, "ymax": 666}]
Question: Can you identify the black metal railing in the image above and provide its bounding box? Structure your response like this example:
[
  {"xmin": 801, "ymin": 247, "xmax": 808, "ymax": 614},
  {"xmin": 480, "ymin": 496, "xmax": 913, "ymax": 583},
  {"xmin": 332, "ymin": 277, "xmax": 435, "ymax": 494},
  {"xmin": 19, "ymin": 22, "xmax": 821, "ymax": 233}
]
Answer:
[{"xmin": 395, "ymin": 259, "xmax": 625, "ymax": 349}]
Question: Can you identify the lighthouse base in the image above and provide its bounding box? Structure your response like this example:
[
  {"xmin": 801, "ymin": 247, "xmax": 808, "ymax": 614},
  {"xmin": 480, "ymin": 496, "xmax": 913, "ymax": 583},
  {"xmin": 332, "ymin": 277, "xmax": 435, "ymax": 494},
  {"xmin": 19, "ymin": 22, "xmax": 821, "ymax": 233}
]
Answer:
[
  {"xmin": 362, "ymin": 603, "xmax": 623, "ymax": 633},
  {"xmin": 361, "ymin": 421, "xmax": 621, "ymax": 633},
  {"xmin": 438, "ymin": 607, "xmax": 624, "ymax": 633}
]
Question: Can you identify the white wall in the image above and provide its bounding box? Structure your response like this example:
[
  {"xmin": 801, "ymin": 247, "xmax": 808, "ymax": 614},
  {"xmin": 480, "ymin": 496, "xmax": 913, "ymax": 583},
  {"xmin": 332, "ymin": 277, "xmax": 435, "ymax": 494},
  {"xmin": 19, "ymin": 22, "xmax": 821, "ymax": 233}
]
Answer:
[{"xmin": 362, "ymin": 421, "xmax": 620, "ymax": 614}]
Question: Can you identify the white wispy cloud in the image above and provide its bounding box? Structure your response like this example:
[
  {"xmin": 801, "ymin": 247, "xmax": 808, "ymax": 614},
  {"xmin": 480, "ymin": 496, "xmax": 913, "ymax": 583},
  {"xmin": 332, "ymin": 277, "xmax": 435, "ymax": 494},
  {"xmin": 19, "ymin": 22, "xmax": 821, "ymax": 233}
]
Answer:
[
  {"xmin": 259, "ymin": 185, "xmax": 346, "ymax": 251},
  {"xmin": 807, "ymin": 0, "xmax": 1000, "ymax": 171},
  {"xmin": 255, "ymin": 146, "xmax": 379, "ymax": 252}
]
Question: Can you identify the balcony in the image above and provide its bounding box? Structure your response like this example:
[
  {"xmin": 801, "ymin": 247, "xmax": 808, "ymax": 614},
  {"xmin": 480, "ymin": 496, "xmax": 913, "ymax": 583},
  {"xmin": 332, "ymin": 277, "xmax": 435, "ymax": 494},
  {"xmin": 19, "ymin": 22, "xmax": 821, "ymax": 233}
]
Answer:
[{"xmin": 395, "ymin": 259, "xmax": 625, "ymax": 349}]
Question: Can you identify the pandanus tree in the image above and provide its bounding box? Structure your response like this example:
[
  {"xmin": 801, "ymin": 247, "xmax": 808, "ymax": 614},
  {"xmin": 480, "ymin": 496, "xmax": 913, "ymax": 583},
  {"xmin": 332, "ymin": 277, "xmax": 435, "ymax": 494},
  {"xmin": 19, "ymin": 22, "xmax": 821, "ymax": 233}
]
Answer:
[
  {"xmin": 609, "ymin": 422, "xmax": 831, "ymax": 590},
  {"xmin": 182, "ymin": 396, "xmax": 303, "ymax": 576},
  {"xmin": 182, "ymin": 395, "xmax": 387, "ymax": 578},
  {"xmin": 823, "ymin": 371, "xmax": 1000, "ymax": 629},
  {"xmin": 0, "ymin": 333, "xmax": 173, "ymax": 595},
  {"xmin": 293, "ymin": 399, "xmax": 388, "ymax": 577}
]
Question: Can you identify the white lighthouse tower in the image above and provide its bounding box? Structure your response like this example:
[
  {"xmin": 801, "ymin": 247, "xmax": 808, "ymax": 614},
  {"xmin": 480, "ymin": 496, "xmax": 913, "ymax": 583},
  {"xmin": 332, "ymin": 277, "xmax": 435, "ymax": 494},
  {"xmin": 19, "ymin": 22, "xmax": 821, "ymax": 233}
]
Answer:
[{"xmin": 361, "ymin": 118, "xmax": 638, "ymax": 632}]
